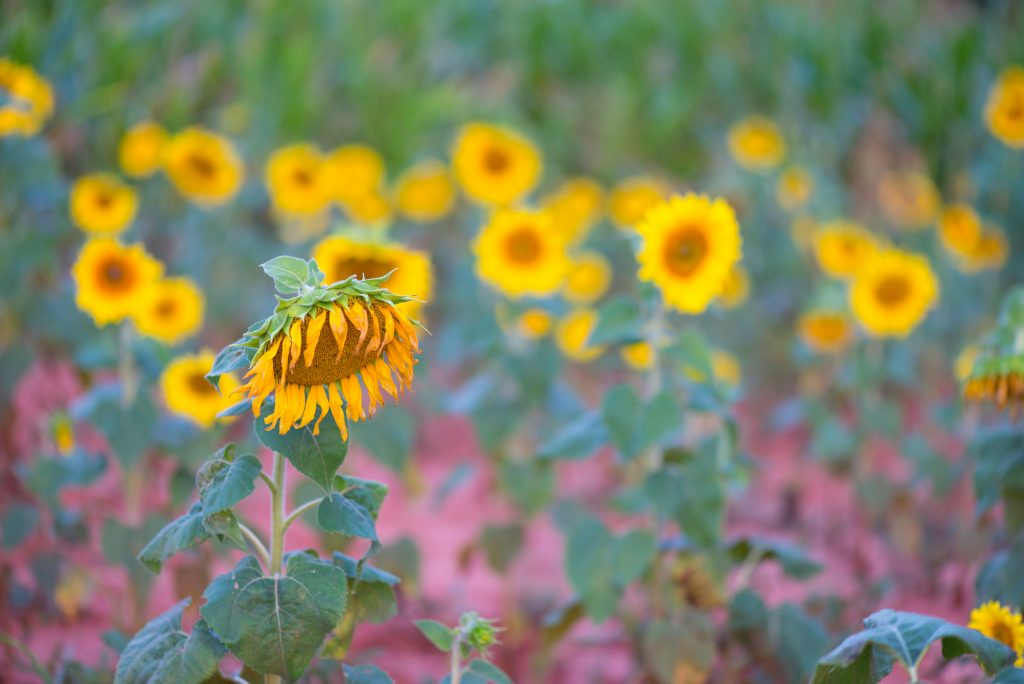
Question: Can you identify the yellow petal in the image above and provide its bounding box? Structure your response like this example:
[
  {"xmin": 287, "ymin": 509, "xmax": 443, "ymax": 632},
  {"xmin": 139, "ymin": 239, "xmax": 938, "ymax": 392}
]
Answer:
[{"xmin": 304, "ymin": 310, "xmax": 327, "ymax": 367}]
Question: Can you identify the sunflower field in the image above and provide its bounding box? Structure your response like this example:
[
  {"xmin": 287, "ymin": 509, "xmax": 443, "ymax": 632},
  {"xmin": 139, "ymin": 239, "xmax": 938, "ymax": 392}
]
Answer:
[{"xmin": 2, "ymin": 1, "xmax": 1024, "ymax": 683}]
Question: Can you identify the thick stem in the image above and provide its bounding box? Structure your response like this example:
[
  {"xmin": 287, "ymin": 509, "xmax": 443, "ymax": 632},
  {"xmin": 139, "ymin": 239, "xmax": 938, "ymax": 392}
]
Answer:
[{"xmin": 264, "ymin": 453, "xmax": 287, "ymax": 684}]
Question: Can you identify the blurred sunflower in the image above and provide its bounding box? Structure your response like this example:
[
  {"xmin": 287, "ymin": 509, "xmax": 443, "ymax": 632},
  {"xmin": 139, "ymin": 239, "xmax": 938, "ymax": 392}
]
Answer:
[
  {"xmin": 323, "ymin": 144, "xmax": 386, "ymax": 204},
  {"xmin": 161, "ymin": 351, "xmax": 239, "ymax": 429},
  {"xmin": 474, "ymin": 208, "xmax": 569, "ymax": 299},
  {"xmin": 0, "ymin": 58, "xmax": 53, "ymax": 137},
  {"xmin": 877, "ymin": 171, "xmax": 939, "ymax": 230},
  {"xmin": 728, "ymin": 116, "xmax": 786, "ymax": 170},
  {"xmin": 955, "ymin": 225, "xmax": 1009, "ymax": 273},
  {"xmin": 556, "ymin": 308, "xmax": 604, "ymax": 362},
  {"xmin": 132, "ymin": 277, "xmax": 205, "ymax": 345},
  {"xmin": 563, "ymin": 251, "xmax": 612, "ymax": 305},
  {"xmin": 812, "ymin": 221, "xmax": 879, "ymax": 279},
  {"xmin": 516, "ymin": 308, "xmax": 553, "ymax": 340},
  {"xmin": 798, "ymin": 310, "xmax": 853, "ymax": 354},
  {"xmin": 717, "ymin": 265, "xmax": 750, "ymax": 309},
  {"xmin": 684, "ymin": 350, "xmax": 741, "ymax": 387},
  {"xmin": 541, "ymin": 177, "xmax": 605, "ymax": 242},
  {"xmin": 985, "ymin": 65, "xmax": 1024, "ymax": 148},
  {"xmin": 342, "ymin": 191, "xmax": 393, "ymax": 227},
  {"xmin": 72, "ymin": 238, "xmax": 163, "ymax": 325},
  {"xmin": 452, "ymin": 122, "xmax": 541, "ymax": 206},
  {"xmin": 394, "ymin": 160, "xmax": 456, "ymax": 222},
  {"xmin": 954, "ymin": 345, "xmax": 978, "ymax": 384},
  {"xmin": 265, "ymin": 143, "xmax": 330, "ymax": 216},
  {"xmin": 119, "ymin": 121, "xmax": 168, "ymax": 178},
  {"xmin": 621, "ymin": 341, "xmax": 654, "ymax": 371},
  {"xmin": 849, "ymin": 249, "xmax": 938, "ymax": 338},
  {"xmin": 969, "ymin": 601, "xmax": 1024, "ymax": 666},
  {"xmin": 961, "ymin": 287, "xmax": 1024, "ymax": 412},
  {"xmin": 775, "ymin": 166, "xmax": 812, "ymax": 211},
  {"xmin": 636, "ymin": 194, "xmax": 742, "ymax": 314},
  {"xmin": 608, "ymin": 176, "xmax": 667, "ymax": 229},
  {"xmin": 938, "ymin": 204, "xmax": 982, "ymax": 258},
  {"xmin": 163, "ymin": 127, "xmax": 243, "ymax": 206},
  {"xmin": 69, "ymin": 174, "xmax": 138, "ymax": 235}
]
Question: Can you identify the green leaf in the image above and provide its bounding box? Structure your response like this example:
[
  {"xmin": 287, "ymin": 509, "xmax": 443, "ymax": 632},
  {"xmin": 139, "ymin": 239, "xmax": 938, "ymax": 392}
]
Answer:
[
  {"xmin": 138, "ymin": 503, "xmax": 210, "ymax": 573},
  {"xmin": 261, "ymin": 256, "xmax": 310, "ymax": 294},
  {"xmin": 89, "ymin": 391, "xmax": 157, "ymax": 467},
  {"xmin": 317, "ymin": 492, "xmax": 378, "ymax": 541},
  {"xmin": 466, "ymin": 659, "xmax": 513, "ymax": 684},
  {"xmin": 414, "ymin": 619, "xmax": 454, "ymax": 652},
  {"xmin": 25, "ymin": 451, "xmax": 107, "ymax": 506},
  {"xmin": 976, "ymin": 540, "xmax": 1024, "ymax": 608},
  {"xmin": 114, "ymin": 599, "xmax": 226, "ymax": 684},
  {"xmin": 663, "ymin": 330, "xmax": 713, "ymax": 380},
  {"xmin": 333, "ymin": 552, "xmax": 399, "ymax": 625},
  {"xmin": 206, "ymin": 343, "xmax": 253, "ymax": 387},
  {"xmin": 342, "ymin": 664, "xmax": 395, "ymax": 684},
  {"xmin": 537, "ymin": 411, "xmax": 608, "ymax": 461},
  {"xmin": 588, "ymin": 296, "xmax": 644, "ymax": 345},
  {"xmin": 499, "ymin": 458, "xmax": 554, "ymax": 516},
  {"xmin": 728, "ymin": 536, "xmax": 822, "ymax": 579},
  {"xmin": 197, "ymin": 448, "xmax": 262, "ymax": 515},
  {"xmin": 729, "ymin": 589, "xmax": 769, "ymax": 632},
  {"xmin": 2, "ymin": 504, "xmax": 39, "ymax": 549},
  {"xmin": 601, "ymin": 385, "xmax": 681, "ymax": 459},
  {"xmin": 256, "ymin": 400, "xmax": 348, "ymax": 491},
  {"xmin": 992, "ymin": 669, "xmax": 1024, "ymax": 683},
  {"xmin": 480, "ymin": 524, "xmax": 524, "ymax": 573},
  {"xmin": 643, "ymin": 613, "xmax": 715, "ymax": 684},
  {"xmin": 775, "ymin": 603, "xmax": 830, "ymax": 684},
  {"xmin": 610, "ymin": 529, "xmax": 657, "ymax": 585},
  {"xmin": 335, "ymin": 474, "xmax": 389, "ymax": 517},
  {"xmin": 971, "ymin": 428, "xmax": 1024, "ymax": 516},
  {"xmin": 645, "ymin": 453, "xmax": 723, "ymax": 548},
  {"xmin": 201, "ymin": 554, "xmax": 348, "ymax": 681},
  {"xmin": 201, "ymin": 510, "xmax": 246, "ymax": 550}
]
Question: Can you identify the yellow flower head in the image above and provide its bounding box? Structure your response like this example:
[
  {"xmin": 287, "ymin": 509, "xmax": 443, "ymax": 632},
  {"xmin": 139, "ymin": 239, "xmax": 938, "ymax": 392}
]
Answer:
[
  {"xmin": 776, "ymin": 166, "xmax": 813, "ymax": 211},
  {"xmin": 473, "ymin": 208, "xmax": 570, "ymax": 299},
  {"xmin": 684, "ymin": 350, "xmax": 741, "ymax": 388},
  {"xmin": 265, "ymin": 143, "xmax": 331, "ymax": 216},
  {"xmin": 849, "ymin": 248, "xmax": 939, "ymax": 338},
  {"xmin": 452, "ymin": 122, "xmax": 541, "ymax": 206},
  {"xmin": 636, "ymin": 193, "xmax": 742, "ymax": 314},
  {"xmin": 132, "ymin": 277, "xmax": 205, "ymax": 345},
  {"xmin": 342, "ymin": 191, "xmax": 393, "ymax": 228},
  {"xmin": 394, "ymin": 160, "xmax": 456, "ymax": 222},
  {"xmin": 163, "ymin": 127, "xmax": 244, "ymax": 206},
  {"xmin": 986, "ymin": 65, "xmax": 1024, "ymax": 149},
  {"xmin": 621, "ymin": 341, "xmax": 654, "ymax": 371},
  {"xmin": 608, "ymin": 176, "xmax": 667, "ymax": 229},
  {"xmin": 119, "ymin": 122, "xmax": 168, "ymax": 178},
  {"xmin": 812, "ymin": 221, "xmax": 880, "ymax": 279},
  {"xmin": 969, "ymin": 601, "xmax": 1024, "ymax": 666},
  {"xmin": 938, "ymin": 204, "xmax": 982, "ymax": 258},
  {"xmin": 955, "ymin": 224, "xmax": 1009, "ymax": 274},
  {"xmin": 877, "ymin": 171, "xmax": 940, "ymax": 230},
  {"xmin": 717, "ymin": 265, "xmax": 750, "ymax": 310},
  {"xmin": 517, "ymin": 308, "xmax": 553, "ymax": 340},
  {"xmin": 323, "ymin": 144, "xmax": 386, "ymax": 204},
  {"xmin": 798, "ymin": 310, "xmax": 854, "ymax": 354},
  {"xmin": 0, "ymin": 58, "xmax": 54, "ymax": 137},
  {"xmin": 72, "ymin": 238, "xmax": 163, "ymax": 326},
  {"xmin": 563, "ymin": 251, "xmax": 612, "ymax": 305},
  {"xmin": 541, "ymin": 177, "xmax": 605, "ymax": 242},
  {"xmin": 69, "ymin": 174, "xmax": 138, "ymax": 236},
  {"xmin": 161, "ymin": 351, "xmax": 239, "ymax": 429},
  {"xmin": 556, "ymin": 308, "xmax": 604, "ymax": 363},
  {"xmin": 955, "ymin": 345, "xmax": 978, "ymax": 383},
  {"xmin": 961, "ymin": 288, "xmax": 1024, "ymax": 413},
  {"xmin": 728, "ymin": 116, "xmax": 786, "ymax": 170}
]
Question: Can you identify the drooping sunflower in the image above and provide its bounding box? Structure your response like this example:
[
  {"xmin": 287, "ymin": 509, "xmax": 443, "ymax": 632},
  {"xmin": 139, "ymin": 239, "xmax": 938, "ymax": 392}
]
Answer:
[
  {"xmin": 938, "ymin": 204, "xmax": 982, "ymax": 259},
  {"xmin": 394, "ymin": 160, "xmax": 456, "ymax": 222},
  {"xmin": 132, "ymin": 277, "xmax": 205, "ymax": 345},
  {"xmin": 849, "ymin": 249, "xmax": 939, "ymax": 338},
  {"xmin": 69, "ymin": 174, "xmax": 139, "ymax": 236},
  {"xmin": 636, "ymin": 194, "xmax": 742, "ymax": 314},
  {"xmin": 969, "ymin": 601, "xmax": 1024, "ymax": 666},
  {"xmin": 541, "ymin": 177, "xmax": 605, "ymax": 242},
  {"xmin": 877, "ymin": 171, "xmax": 940, "ymax": 231},
  {"xmin": 563, "ymin": 251, "xmax": 612, "ymax": 305},
  {"xmin": 119, "ymin": 121, "xmax": 168, "ymax": 178},
  {"xmin": 161, "ymin": 351, "xmax": 239, "ymax": 429},
  {"xmin": 717, "ymin": 265, "xmax": 750, "ymax": 309},
  {"xmin": 956, "ymin": 225, "xmax": 1009, "ymax": 274},
  {"xmin": 608, "ymin": 176, "xmax": 668, "ymax": 229},
  {"xmin": 452, "ymin": 122, "xmax": 541, "ymax": 206},
  {"xmin": 163, "ymin": 127, "xmax": 244, "ymax": 206},
  {"xmin": 265, "ymin": 143, "xmax": 330, "ymax": 216},
  {"xmin": 798, "ymin": 310, "xmax": 854, "ymax": 354},
  {"xmin": 962, "ymin": 287, "xmax": 1024, "ymax": 412},
  {"xmin": 728, "ymin": 116, "xmax": 786, "ymax": 170},
  {"xmin": 0, "ymin": 58, "xmax": 53, "ymax": 137},
  {"xmin": 223, "ymin": 258, "xmax": 422, "ymax": 440},
  {"xmin": 473, "ymin": 208, "xmax": 570, "ymax": 299},
  {"xmin": 812, "ymin": 221, "xmax": 880, "ymax": 280},
  {"xmin": 775, "ymin": 166, "xmax": 812, "ymax": 211},
  {"xmin": 556, "ymin": 308, "xmax": 604, "ymax": 363},
  {"xmin": 323, "ymin": 144, "xmax": 386, "ymax": 204},
  {"xmin": 72, "ymin": 238, "xmax": 163, "ymax": 326},
  {"xmin": 985, "ymin": 65, "xmax": 1024, "ymax": 149}
]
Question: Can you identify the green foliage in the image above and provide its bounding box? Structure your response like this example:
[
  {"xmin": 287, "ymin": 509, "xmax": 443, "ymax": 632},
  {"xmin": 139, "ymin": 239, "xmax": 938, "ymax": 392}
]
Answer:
[
  {"xmin": 317, "ymin": 492, "xmax": 378, "ymax": 541},
  {"xmin": 256, "ymin": 401, "xmax": 349, "ymax": 492},
  {"xmin": 261, "ymin": 255, "xmax": 326, "ymax": 294},
  {"xmin": 643, "ymin": 613, "xmax": 715, "ymax": 684},
  {"xmin": 601, "ymin": 384, "xmax": 681, "ymax": 460},
  {"xmin": 333, "ymin": 552, "xmax": 399, "ymax": 625},
  {"xmin": 136, "ymin": 502, "xmax": 211, "ymax": 573},
  {"xmin": 342, "ymin": 664, "xmax": 396, "ymax": 684},
  {"xmin": 727, "ymin": 536, "xmax": 823, "ymax": 579},
  {"xmin": 645, "ymin": 449, "xmax": 724, "ymax": 548},
  {"xmin": 195, "ymin": 445, "xmax": 262, "ymax": 515},
  {"xmin": 2, "ymin": 503, "xmax": 39, "ymax": 549},
  {"xmin": 971, "ymin": 427, "xmax": 1024, "ymax": 534},
  {"xmin": 114, "ymin": 600, "xmax": 225, "ymax": 684},
  {"xmin": 537, "ymin": 411, "xmax": 608, "ymax": 461}
]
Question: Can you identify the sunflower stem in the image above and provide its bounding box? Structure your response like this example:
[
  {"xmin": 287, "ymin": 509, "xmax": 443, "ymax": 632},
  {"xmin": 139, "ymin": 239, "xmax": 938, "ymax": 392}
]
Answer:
[
  {"xmin": 643, "ymin": 297, "xmax": 666, "ymax": 472},
  {"xmin": 117, "ymin": 321, "xmax": 138, "ymax": 408},
  {"xmin": 265, "ymin": 452, "xmax": 287, "ymax": 684},
  {"xmin": 237, "ymin": 523, "xmax": 270, "ymax": 568},
  {"xmin": 282, "ymin": 498, "xmax": 320, "ymax": 532}
]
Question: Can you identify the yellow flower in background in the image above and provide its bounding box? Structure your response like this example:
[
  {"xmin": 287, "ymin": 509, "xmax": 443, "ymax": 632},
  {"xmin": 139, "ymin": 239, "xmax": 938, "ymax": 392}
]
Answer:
[
  {"xmin": 541, "ymin": 177, "xmax": 605, "ymax": 242},
  {"xmin": 812, "ymin": 221, "xmax": 879, "ymax": 279},
  {"xmin": 0, "ymin": 58, "xmax": 53, "ymax": 137},
  {"xmin": 621, "ymin": 341, "xmax": 653, "ymax": 371},
  {"xmin": 717, "ymin": 265, "xmax": 750, "ymax": 309},
  {"xmin": 789, "ymin": 215, "xmax": 817, "ymax": 252},
  {"xmin": 938, "ymin": 204, "xmax": 982, "ymax": 258},
  {"xmin": 877, "ymin": 171, "xmax": 940, "ymax": 230},
  {"xmin": 394, "ymin": 160, "xmax": 456, "ymax": 222},
  {"xmin": 776, "ymin": 166, "xmax": 812, "ymax": 211},
  {"xmin": 51, "ymin": 413, "xmax": 75, "ymax": 455},
  {"xmin": 517, "ymin": 308, "xmax": 553, "ymax": 340},
  {"xmin": 265, "ymin": 143, "xmax": 330, "ymax": 216},
  {"xmin": 118, "ymin": 121, "xmax": 168, "ymax": 178},
  {"xmin": 69, "ymin": 174, "xmax": 138, "ymax": 235},
  {"xmin": 163, "ymin": 127, "xmax": 243, "ymax": 206},
  {"xmin": 161, "ymin": 351, "xmax": 239, "ymax": 429},
  {"xmin": 955, "ymin": 345, "xmax": 978, "ymax": 383},
  {"xmin": 563, "ymin": 251, "xmax": 612, "ymax": 305},
  {"xmin": 72, "ymin": 238, "xmax": 163, "ymax": 326},
  {"xmin": 985, "ymin": 65, "xmax": 1024, "ymax": 148},
  {"xmin": 556, "ymin": 308, "xmax": 604, "ymax": 362},
  {"xmin": 850, "ymin": 249, "xmax": 939, "ymax": 338},
  {"xmin": 969, "ymin": 601, "xmax": 1024, "ymax": 666},
  {"xmin": 608, "ymin": 176, "xmax": 667, "ymax": 229},
  {"xmin": 798, "ymin": 310, "xmax": 853, "ymax": 354},
  {"xmin": 684, "ymin": 350, "xmax": 741, "ymax": 387},
  {"xmin": 342, "ymin": 191, "xmax": 393, "ymax": 227},
  {"xmin": 956, "ymin": 225, "xmax": 1009, "ymax": 274},
  {"xmin": 473, "ymin": 208, "xmax": 569, "ymax": 299},
  {"xmin": 323, "ymin": 144, "xmax": 386, "ymax": 204},
  {"xmin": 452, "ymin": 122, "xmax": 541, "ymax": 206},
  {"xmin": 636, "ymin": 194, "xmax": 742, "ymax": 314},
  {"xmin": 132, "ymin": 277, "xmax": 205, "ymax": 345},
  {"xmin": 728, "ymin": 116, "xmax": 786, "ymax": 170},
  {"xmin": 275, "ymin": 212, "xmax": 331, "ymax": 244}
]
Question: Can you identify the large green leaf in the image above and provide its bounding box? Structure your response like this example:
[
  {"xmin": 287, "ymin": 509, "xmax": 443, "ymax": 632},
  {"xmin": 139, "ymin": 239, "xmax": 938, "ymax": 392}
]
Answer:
[
  {"xmin": 644, "ymin": 452, "xmax": 723, "ymax": 548},
  {"xmin": 971, "ymin": 428, "xmax": 1024, "ymax": 521},
  {"xmin": 342, "ymin": 664, "xmax": 395, "ymax": 684},
  {"xmin": 137, "ymin": 503, "xmax": 210, "ymax": 573},
  {"xmin": 114, "ymin": 599, "xmax": 226, "ymax": 684},
  {"xmin": 588, "ymin": 296, "xmax": 644, "ymax": 346},
  {"xmin": 728, "ymin": 536, "xmax": 822, "ymax": 579},
  {"xmin": 201, "ymin": 553, "xmax": 348, "ymax": 681},
  {"xmin": 197, "ymin": 445, "xmax": 262, "ymax": 515},
  {"xmin": 317, "ymin": 492, "xmax": 378, "ymax": 541},
  {"xmin": 333, "ymin": 552, "xmax": 399, "ymax": 625},
  {"xmin": 537, "ymin": 411, "xmax": 608, "ymax": 461},
  {"xmin": 256, "ymin": 401, "xmax": 349, "ymax": 491},
  {"xmin": 601, "ymin": 384, "xmax": 681, "ymax": 460}
]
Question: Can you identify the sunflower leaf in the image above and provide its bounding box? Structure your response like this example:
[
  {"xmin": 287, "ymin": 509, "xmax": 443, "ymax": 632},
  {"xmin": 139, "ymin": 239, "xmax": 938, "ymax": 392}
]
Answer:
[
  {"xmin": 114, "ymin": 599, "xmax": 226, "ymax": 684},
  {"xmin": 197, "ymin": 450, "xmax": 262, "ymax": 515},
  {"xmin": 342, "ymin": 664, "xmax": 395, "ymax": 684},
  {"xmin": 261, "ymin": 256, "xmax": 311, "ymax": 294},
  {"xmin": 255, "ymin": 399, "xmax": 349, "ymax": 491},
  {"xmin": 317, "ymin": 491, "xmax": 378, "ymax": 541},
  {"xmin": 137, "ymin": 502, "xmax": 211, "ymax": 574}
]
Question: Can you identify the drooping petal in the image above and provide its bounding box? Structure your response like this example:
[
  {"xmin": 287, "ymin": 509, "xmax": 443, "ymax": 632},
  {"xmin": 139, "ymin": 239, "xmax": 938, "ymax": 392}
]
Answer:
[{"xmin": 304, "ymin": 310, "xmax": 327, "ymax": 367}]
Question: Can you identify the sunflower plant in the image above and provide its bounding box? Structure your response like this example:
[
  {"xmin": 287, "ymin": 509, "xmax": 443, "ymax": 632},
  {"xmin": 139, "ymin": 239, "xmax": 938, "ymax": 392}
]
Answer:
[{"xmin": 113, "ymin": 256, "xmax": 422, "ymax": 684}]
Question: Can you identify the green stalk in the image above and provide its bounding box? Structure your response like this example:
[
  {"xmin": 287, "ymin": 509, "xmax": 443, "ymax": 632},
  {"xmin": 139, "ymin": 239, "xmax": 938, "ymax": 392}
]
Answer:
[
  {"xmin": 265, "ymin": 452, "xmax": 287, "ymax": 684},
  {"xmin": 450, "ymin": 631, "xmax": 463, "ymax": 684}
]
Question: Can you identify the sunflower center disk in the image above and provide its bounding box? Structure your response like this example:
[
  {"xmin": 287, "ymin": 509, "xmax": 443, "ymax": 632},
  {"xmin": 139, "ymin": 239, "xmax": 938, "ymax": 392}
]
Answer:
[
  {"xmin": 187, "ymin": 372, "xmax": 218, "ymax": 396},
  {"xmin": 187, "ymin": 153, "xmax": 216, "ymax": 178},
  {"xmin": 277, "ymin": 304, "xmax": 388, "ymax": 386},
  {"xmin": 875, "ymin": 275, "xmax": 910, "ymax": 306},
  {"xmin": 504, "ymin": 228, "xmax": 542, "ymax": 264},
  {"xmin": 155, "ymin": 298, "xmax": 178, "ymax": 318},
  {"xmin": 293, "ymin": 169, "xmax": 313, "ymax": 187},
  {"xmin": 99, "ymin": 258, "xmax": 131, "ymax": 291},
  {"xmin": 664, "ymin": 227, "xmax": 708, "ymax": 277},
  {"xmin": 334, "ymin": 257, "xmax": 394, "ymax": 280},
  {"xmin": 483, "ymin": 147, "xmax": 510, "ymax": 173}
]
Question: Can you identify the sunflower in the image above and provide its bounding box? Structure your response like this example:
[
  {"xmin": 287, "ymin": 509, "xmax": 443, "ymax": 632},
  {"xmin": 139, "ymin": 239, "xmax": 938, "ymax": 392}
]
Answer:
[
  {"xmin": 608, "ymin": 176, "xmax": 668, "ymax": 229},
  {"xmin": 452, "ymin": 122, "xmax": 541, "ymax": 206},
  {"xmin": 985, "ymin": 65, "xmax": 1024, "ymax": 149},
  {"xmin": 938, "ymin": 204, "xmax": 982, "ymax": 259},
  {"xmin": 161, "ymin": 351, "xmax": 239, "ymax": 429},
  {"xmin": 849, "ymin": 249, "xmax": 939, "ymax": 338},
  {"xmin": 556, "ymin": 308, "xmax": 604, "ymax": 362},
  {"xmin": 394, "ymin": 160, "xmax": 456, "ymax": 222},
  {"xmin": 776, "ymin": 166, "xmax": 812, "ymax": 211},
  {"xmin": 323, "ymin": 144, "xmax": 385, "ymax": 204},
  {"xmin": 684, "ymin": 350, "xmax": 741, "ymax": 387},
  {"xmin": 717, "ymin": 265, "xmax": 750, "ymax": 309},
  {"xmin": 132, "ymin": 277, "xmax": 205, "ymax": 345},
  {"xmin": 798, "ymin": 310, "xmax": 853, "ymax": 354},
  {"xmin": 163, "ymin": 127, "xmax": 243, "ymax": 206},
  {"xmin": 0, "ymin": 58, "xmax": 53, "ymax": 137},
  {"xmin": 563, "ymin": 251, "xmax": 612, "ymax": 305},
  {"xmin": 229, "ymin": 260, "xmax": 422, "ymax": 440},
  {"xmin": 265, "ymin": 143, "xmax": 331, "ymax": 216},
  {"xmin": 962, "ymin": 288, "xmax": 1024, "ymax": 412},
  {"xmin": 877, "ymin": 171, "xmax": 939, "ymax": 230},
  {"xmin": 342, "ymin": 191, "xmax": 393, "ymax": 227},
  {"xmin": 72, "ymin": 238, "xmax": 163, "ymax": 326},
  {"xmin": 969, "ymin": 601, "xmax": 1024, "ymax": 666},
  {"xmin": 956, "ymin": 225, "xmax": 1009, "ymax": 273},
  {"xmin": 517, "ymin": 308, "xmax": 553, "ymax": 340},
  {"xmin": 69, "ymin": 174, "xmax": 138, "ymax": 236},
  {"xmin": 119, "ymin": 122, "xmax": 168, "ymax": 178},
  {"xmin": 473, "ymin": 208, "xmax": 570, "ymax": 299},
  {"xmin": 636, "ymin": 194, "xmax": 742, "ymax": 314},
  {"xmin": 728, "ymin": 116, "xmax": 786, "ymax": 170},
  {"xmin": 541, "ymin": 177, "xmax": 605, "ymax": 242},
  {"xmin": 621, "ymin": 341, "xmax": 654, "ymax": 371},
  {"xmin": 812, "ymin": 221, "xmax": 880, "ymax": 279},
  {"xmin": 955, "ymin": 345, "xmax": 978, "ymax": 383}
]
